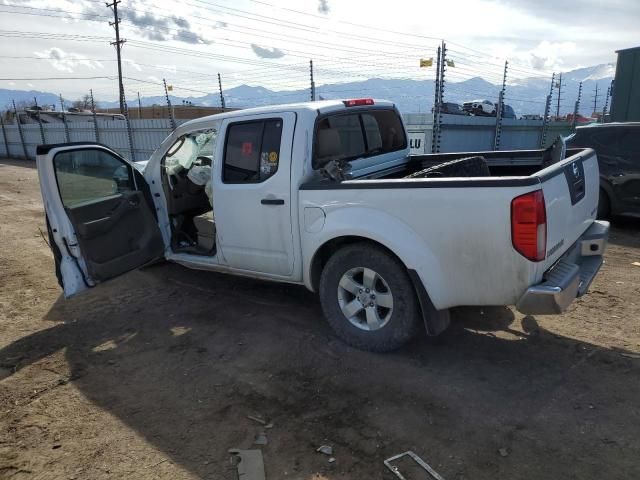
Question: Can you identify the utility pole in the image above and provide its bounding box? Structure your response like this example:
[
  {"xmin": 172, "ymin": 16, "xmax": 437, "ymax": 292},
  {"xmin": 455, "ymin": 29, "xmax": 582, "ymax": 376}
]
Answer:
[
  {"xmin": 493, "ymin": 60, "xmax": 508, "ymax": 151},
  {"xmin": 540, "ymin": 72, "xmax": 555, "ymax": 147},
  {"xmin": 309, "ymin": 59, "xmax": 316, "ymax": 101},
  {"xmin": 555, "ymin": 72, "xmax": 562, "ymax": 119},
  {"xmin": 137, "ymin": 91, "xmax": 142, "ymax": 118},
  {"xmin": 217, "ymin": 73, "xmax": 226, "ymax": 109},
  {"xmin": 592, "ymin": 84, "xmax": 599, "ymax": 116},
  {"xmin": 572, "ymin": 81, "xmax": 583, "ymax": 129},
  {"xmin": 107, "ymin": 0, "xmax": 126, "ymax": 114},
  {"xmin": 163, "ymin": 78, "xmax": 176, "ymax": 130}
]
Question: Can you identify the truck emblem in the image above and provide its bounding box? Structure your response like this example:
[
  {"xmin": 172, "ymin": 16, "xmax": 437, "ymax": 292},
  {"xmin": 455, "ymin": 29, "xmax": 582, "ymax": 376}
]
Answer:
[{"xmin": 572, "ymin": 161, "xmax": 579, "ymax": 178}]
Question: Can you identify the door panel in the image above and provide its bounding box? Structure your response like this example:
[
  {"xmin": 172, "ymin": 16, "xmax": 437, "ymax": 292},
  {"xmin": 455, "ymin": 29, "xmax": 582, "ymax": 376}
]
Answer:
[
  {"xmin": 65, "ymin": 190, "xmax": 164, "ymax": 279},
  {"xmin": 212, "ymin": 113, "xmax": 295, "ymax": 277},
  {"xmin": 39, "ymin": 145, "xmax": 164, "ymax": 296}
]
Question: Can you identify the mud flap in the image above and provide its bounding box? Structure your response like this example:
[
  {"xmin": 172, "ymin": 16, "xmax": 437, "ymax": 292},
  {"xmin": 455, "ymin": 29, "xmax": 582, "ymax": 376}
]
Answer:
[{"xmin": 408, "ymin": 269, "xmax": 451, "ymax": 336}]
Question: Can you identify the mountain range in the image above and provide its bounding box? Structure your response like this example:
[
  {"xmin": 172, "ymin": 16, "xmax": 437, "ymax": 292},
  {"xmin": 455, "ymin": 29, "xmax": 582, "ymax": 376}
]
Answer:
[{"xmin": 0, "ymin": 63, "xmax": 615, "ymax": 117}]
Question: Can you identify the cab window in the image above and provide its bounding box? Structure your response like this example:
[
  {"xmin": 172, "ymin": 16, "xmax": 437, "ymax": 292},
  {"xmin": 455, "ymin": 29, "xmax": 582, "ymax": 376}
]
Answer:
[
  {"xmin": 314, "ymin": 108, "xmax": 406, "ymax": 168},
  {"xmin": 223, "ymin": 119, "xmax": 282, "ymax": 183}
]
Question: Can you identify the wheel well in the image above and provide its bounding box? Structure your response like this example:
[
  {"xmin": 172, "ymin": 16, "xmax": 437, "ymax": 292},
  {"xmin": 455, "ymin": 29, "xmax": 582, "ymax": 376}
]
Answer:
[{"xmin": 309, "ymin": 236, "xmax": 405, "ymax": 292}]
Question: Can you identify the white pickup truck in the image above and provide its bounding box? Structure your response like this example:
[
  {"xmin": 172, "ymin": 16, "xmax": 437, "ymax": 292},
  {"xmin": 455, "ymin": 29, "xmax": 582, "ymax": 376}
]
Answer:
[{"xmin": 37, "ymin": 98, "xmax": 609, "ymax": 352}]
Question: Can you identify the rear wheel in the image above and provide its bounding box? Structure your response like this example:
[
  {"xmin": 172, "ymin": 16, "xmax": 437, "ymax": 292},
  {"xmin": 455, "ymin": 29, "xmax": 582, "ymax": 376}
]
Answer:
[
  {"xmin": 319, "ymin": 243, "xmax": 420, "ymax": 352},
  {"xmin": 597, "ymin": 188, "xmax": 611, "ymax": 219}
]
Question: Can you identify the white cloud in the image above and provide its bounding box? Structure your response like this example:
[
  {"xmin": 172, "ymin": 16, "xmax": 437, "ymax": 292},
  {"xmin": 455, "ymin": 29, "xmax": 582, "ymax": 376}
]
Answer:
[
  {"xmin": 525, "ymin": 41, "xmax": 578, "ymax": 71},
  {"xmin": 33, "ymin": 47, "xmax": 105, "ymax": 73}
]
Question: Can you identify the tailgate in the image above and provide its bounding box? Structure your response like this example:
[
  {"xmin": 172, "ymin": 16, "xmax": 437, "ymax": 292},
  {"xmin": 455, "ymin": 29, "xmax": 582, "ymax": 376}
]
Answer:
[{"xmin": 535, "ymin": 148, "xmax": 599, "ymax": 272}]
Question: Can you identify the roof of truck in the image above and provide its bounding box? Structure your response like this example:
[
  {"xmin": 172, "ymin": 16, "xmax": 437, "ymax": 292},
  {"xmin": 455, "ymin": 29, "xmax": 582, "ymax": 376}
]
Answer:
[{"xmin": 179, "ymin": 99, "xmax": 396, "ymax": 129}]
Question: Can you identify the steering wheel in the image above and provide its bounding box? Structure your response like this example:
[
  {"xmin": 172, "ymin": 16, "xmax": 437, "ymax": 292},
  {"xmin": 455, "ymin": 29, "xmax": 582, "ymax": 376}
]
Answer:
[{"xmin": 166, "ymin": 137, "xmax": 185, "ymax": 157}]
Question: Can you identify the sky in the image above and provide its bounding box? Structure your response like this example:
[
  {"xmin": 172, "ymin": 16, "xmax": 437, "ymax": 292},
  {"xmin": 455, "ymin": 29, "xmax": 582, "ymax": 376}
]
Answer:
[{"xmin": 0, "ymin": 0, "xmax": 637, "ymax": 104}]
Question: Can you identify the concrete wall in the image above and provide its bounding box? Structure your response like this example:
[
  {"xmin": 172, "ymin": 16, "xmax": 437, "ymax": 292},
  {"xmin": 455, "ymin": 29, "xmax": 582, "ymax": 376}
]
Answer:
[{"xmin": 0, "ymin": 115, "xmax": 574, "ymax": 162}]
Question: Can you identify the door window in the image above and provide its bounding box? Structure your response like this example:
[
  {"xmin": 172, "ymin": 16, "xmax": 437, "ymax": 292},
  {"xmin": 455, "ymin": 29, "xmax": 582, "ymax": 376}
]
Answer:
[
  {"xmin": 223, "ymin": 119, "xmax": 283, "ymax": 183},
  {"xmin": 54, "ymin": 149, "xmax": 133, "ymax": 208}
]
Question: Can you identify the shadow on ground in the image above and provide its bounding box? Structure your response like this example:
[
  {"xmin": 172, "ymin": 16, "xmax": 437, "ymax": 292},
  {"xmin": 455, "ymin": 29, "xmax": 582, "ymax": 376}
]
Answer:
[{"xmin": 2, "ymin": 262, "xmax": 640, "ymax": 479}]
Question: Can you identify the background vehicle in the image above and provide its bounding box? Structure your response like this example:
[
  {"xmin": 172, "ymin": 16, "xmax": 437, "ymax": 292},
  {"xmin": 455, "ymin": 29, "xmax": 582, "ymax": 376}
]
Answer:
[
  {"xmin": 502, "ymin": 104, "xmax": 516, "ymax": 118},
  {"xmin": 463, "ymin": 99, "xmax": 495, "ymax": 116},
  {"xmin": 432, "ymin": 102, "xmax": 468, "ymax": 115},
  {"xmin": 566, "ymin": 122, "xmax": 640, "ymax": 218},
  {"xmin": 37, "ymin": 99, "xmax": 608, "ymax": 352}
]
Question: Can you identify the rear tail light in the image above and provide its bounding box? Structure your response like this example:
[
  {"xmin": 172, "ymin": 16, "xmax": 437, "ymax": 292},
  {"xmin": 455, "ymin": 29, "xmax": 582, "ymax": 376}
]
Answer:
[
  {"xmin": 343, "ymin": 98, "xmax": 374, "ymax": 107},
  {"xmin": 511, "ymin": 190, "xmax": 547, "ymax": 262}
]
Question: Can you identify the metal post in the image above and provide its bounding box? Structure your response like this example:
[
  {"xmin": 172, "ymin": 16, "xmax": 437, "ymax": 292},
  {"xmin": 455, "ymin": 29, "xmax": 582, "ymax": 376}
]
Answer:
[
  {"xmin": 592, "ymin": 84, "xmax": 599, "ymax": 116},
  {"xmin": 493, "ymin": 60, "xmax": 508, "ymax": 151},
  {"xmin": 137, "ymin": 91, "xmax": 142, "ymax": 118},
  {"xmin": 163, "ymin": 78, "xmax": 177, "ymax": 130},
  {"xmin": 60, "ymin": 94, "xmax": 70, "ymax": 142},
  {"xmin": 431, "ymin": 45, "xmax": 441, "ymax": 154},
  {"xmin": 0, "ymin": 113, "xmax": 10, "ymax": 158},
  {"xmin": 572, "ymin": 81, "xmax": 583, "ymax": 129},
  {"xmin": 90, "ymin": 89, "xmax": 100, "ymax": 142},
  {"xmin": 13, "ymin": 100, "xmax": 29, "ymax": 159},
  {"xmin": 310, "ymin": 59, "xmax": 316, "ymax": 101},
  {"xmin": 555, "ymin": 72, "xmax": 562, "ymax": 119},
  {"xmin": 123, "ymin": 97, "xmax": 135, "ymax": 161},
  {"xmin": 34, "ymin": 96, "xmax": 46, "ymax": 145},
  {"xmin": 602, "ymin": 86, "xmax": 611, "ymax": 123},
  {"xmin": 435, "ymin": 41, "xmax": 447, "ymax": 153},
  {"xmin": 217, "ymin": 73, "xmax": 226, "ymax": 109},
  {"xmin": 540, "ymin": 72, "xmax": 555, "ymax": 148}
]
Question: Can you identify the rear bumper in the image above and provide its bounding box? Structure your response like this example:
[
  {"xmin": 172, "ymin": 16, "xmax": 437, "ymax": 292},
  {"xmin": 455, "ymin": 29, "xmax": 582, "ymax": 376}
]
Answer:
[{"xmin": 516, "ymin": 220, "xmax": 609, "ymax": 315}]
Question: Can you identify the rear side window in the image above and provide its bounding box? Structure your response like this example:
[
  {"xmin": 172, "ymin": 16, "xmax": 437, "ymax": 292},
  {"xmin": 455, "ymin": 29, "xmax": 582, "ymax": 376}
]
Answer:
[
  {"xmin": 223, "ymin": 119, "xmax": 282, "ymax": 183},
  {"xmin": 314, "ymin": 109, "xmax": 406, "ymax": 168}
]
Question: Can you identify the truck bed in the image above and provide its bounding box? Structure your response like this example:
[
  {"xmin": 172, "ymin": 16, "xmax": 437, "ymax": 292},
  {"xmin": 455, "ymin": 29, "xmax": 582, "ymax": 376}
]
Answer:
[{"xmin": 299, "ymin": 147, "xmax": 600, "ymax": 310}]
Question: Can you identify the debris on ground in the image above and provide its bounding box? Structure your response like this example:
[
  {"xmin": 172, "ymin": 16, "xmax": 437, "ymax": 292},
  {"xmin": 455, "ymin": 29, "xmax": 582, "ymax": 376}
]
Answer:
[
  {"xmin": 621, "ymin": 352, "xmax": 640, "ymax": 359},
  {"xmin": 384, "ymin": 451, "xmax": 445, "ymax": 480},
  {"xmin": 498, "ymin": 448, "xmax": 509, "ymax": 457},
  {"xmin": 316, "ymin": 445, "xmax": 333, "ymax": 455},
  {"xmin": 247, "ymin": 415, "xmax": 268, "ymax": 425},
  {"xmin": 328, "ymin": 457, "xmax": 336, "ymax": 463},
  {"xmin": 254, "ymin": 432, "xmax": 268, "ymax": 445},
  {"xmin": 229, "ymin": 449, "xmax": 266, "ymax": 480},
  {"xmin": 631, "ymin": 262, "xmax": 640, "ymax": 267}
]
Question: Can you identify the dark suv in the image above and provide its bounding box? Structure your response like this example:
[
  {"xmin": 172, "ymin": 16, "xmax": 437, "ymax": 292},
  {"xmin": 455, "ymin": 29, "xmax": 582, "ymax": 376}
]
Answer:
[{"xmin": 566, "ymin": 123, "xmax": 640, "ymax": 218}]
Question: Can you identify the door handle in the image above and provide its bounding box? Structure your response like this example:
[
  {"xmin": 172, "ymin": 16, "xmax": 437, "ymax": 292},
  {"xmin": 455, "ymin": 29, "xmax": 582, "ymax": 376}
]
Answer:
[{"xmin": 261, "ymin": 198, "xmax": 285, "ymax": 205}]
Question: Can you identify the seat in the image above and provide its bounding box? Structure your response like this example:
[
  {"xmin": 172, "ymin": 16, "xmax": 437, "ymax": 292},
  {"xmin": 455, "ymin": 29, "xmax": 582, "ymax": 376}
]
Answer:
[
  {"xmin": 316, "ymin": 128, "xmax": 342, "ymax": 166},
  {"xmin": 192, "ymin": 213, "xmax": 216, "ymax": 251}
]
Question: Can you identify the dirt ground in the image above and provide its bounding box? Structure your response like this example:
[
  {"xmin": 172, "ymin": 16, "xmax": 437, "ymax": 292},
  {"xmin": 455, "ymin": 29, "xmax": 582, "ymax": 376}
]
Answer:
[{"xmin": 1, "ymin": 158, "xmax": 639, "ymax": 480}]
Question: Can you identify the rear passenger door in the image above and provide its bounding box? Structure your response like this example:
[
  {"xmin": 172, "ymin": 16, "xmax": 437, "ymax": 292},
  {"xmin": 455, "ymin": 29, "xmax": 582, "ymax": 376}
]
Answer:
[
  {"xmin": 212, "ymin": 113, "xmax": 296, "ymax": 277},
  {"xmin": 615, "ymin": 129, "xmax": 640, "ymax": 209}
]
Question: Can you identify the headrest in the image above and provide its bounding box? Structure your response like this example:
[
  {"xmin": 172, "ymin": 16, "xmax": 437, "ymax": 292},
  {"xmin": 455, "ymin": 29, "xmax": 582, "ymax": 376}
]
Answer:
[{"xmin": 316, "ymin": 128, "xmax": 342, "ymax": 161}]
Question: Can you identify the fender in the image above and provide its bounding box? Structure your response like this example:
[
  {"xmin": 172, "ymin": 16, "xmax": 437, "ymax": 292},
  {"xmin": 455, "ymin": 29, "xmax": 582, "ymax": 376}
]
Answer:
[{"xmin": 302, "ymin": 206, "xmax": 449, "ymax": 310}]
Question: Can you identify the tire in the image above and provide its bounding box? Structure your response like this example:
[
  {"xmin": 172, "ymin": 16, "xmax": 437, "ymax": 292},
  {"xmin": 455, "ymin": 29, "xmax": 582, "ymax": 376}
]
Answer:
[
  {"xmin": 319, "ymin": 243, "xmax": 420, "ymax": 352},
  {"xmin": 405, "ymin": 156, "xmax": 490, "ymax": 179},
  {"xmin": 597, "ymin": 189, "xmax": 611, "ymax": 219}
]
